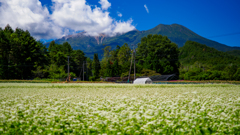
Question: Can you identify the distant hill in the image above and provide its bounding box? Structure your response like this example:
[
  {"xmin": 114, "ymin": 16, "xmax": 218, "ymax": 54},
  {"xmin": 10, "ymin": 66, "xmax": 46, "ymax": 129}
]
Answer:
[
  {"xmin": 179, "ymin": 41, "xmax": 240, "ymax": 66},
  {"xmin": 179, "ymin": 41, "xmax": 240, "ymax": 80},
  {"xmin": 46, "ymin": 24, "xmax": 240, "ymax": 59},
  {"xmin": 226, "ymin": 50, "xmax": 240, "ymax": 58}
]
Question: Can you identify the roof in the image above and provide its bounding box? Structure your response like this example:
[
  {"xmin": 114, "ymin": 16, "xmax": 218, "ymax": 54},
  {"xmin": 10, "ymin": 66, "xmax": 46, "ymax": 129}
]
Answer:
[{"xmin": 139, "ymin": 74, "xmax": 178, "ymax": 81}]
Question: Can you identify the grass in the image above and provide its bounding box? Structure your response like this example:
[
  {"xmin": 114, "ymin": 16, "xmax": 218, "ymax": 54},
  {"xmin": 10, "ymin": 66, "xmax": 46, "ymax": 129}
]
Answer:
[{"xmin": 0, "ymin": 83, "xmax": 239, "ymax": 134}]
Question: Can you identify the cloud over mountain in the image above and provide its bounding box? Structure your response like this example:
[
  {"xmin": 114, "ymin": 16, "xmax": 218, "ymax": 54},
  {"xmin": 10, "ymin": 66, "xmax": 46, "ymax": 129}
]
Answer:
[{"xmin": 0, "ymin": 0, "xmax": 135, "ymax": 39}]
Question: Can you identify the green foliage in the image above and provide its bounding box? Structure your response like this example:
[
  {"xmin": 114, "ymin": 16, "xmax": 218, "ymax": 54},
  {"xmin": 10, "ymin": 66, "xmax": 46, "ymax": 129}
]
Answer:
[
  {"xmin": 0, "ymin": 25, "xmax": 87, "ymax": 80},
  {"xmin": 179, "ymin": 41, "xmax": 240, "ymax": 80},
  {"xmin": 32, "ymin": 66, "xmax": 49, "ymax": 78},
  {"xmin": 2, "ymin": 24, "xmax": 240, "ymax": 81},
  {"xmin": 0, "ymin": 25, "xmax": 48, "ymax": 79},
  {"xmin": 92, "ymin": 53, "xmax": 101, "ymax": 79},
  {"xmin": 100, "ymin": 45, "xmax": 131, "ymax": 77},
  {"xmin": 101, "ymin": 35, "xmax": 179, "ymax": 78},
  {"xmin": 86, "ymin": 57, "xmax": 93, "ymax": 79},
  {"xmin": 140, "ymin": 69, "xmax": 161, "ymax": 76},
  {"xmin": 104, "ymin": 60, "xmax": 113, "ymax": 77},
  {"xmin": 233, "ymin": 68, "xmax": 240, "ymax": 80},
  {"xmin": 117, "ymin": 43, "xmax": 131, "ymax": 66},
  {"xmin": 112, "ymin": 59, "xmax": 120, "ymax": 77},
  {"xmin": 62, "ymin": 42, "xmax": 73, "ymax": 56},
  {"xmin": 48, "ymin": 40, "xmax": 55, "ymax": 51},
  {"xmin": 48, "ymin": 64, "xmax": 68, "ymax": 79},
  {"xmin": 226, "ymin": 50, "xmax": 240, "ymax": 58},
  {"xmin": 137, "ymin": 34, "xmax": 180, "ymax": 75}
]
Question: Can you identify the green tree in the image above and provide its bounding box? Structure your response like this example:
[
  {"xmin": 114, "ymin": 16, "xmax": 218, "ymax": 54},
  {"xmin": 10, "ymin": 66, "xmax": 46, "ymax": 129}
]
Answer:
[
  {"xmin": 137, "ymin": 34, "xmax": 179, "ymax": 75},
  {"xmin": 47, "ymin": 40, "xmax": 87, "ymax": 80},
  {"xmin": 9, "ymin": 28, "xmax": 47, "ymax": 79},
  {"xmin": 117, "ymin": 43, "xmax": 131, "ymax": 66},
  {"xmin": 0, "ymin": 25, "xmax": 49, "ymax": 79},
  {"xmin": 71, "ymin": 49, "xmax": 86, "ymax": 77},
  {"xmin": 117, "ymin": 43, "xmax": 131, "ymax": 75},
  {"xmin": 86, "ymin": 57, "xmax": 93, "ymax": 80},
  {"xmin": 62, "ymin": 42, "xmax": 73, "ymax": 56},
  {"xmin": 48, "ymin": 64, "xmax": 68, "ymax": 79},
  {"xmin": 0, "ymin": 25, "xmax": 14, "ymax": 79},
  {"xmin": 233, "ymin": 68, "xmax": 240, "ymax": 80},
  {"xmin": 100, "ymin": 46, "xmax": 112, "ymax": 77},
  {"xmin": 102, "ymin": 46, "xmax": 112, "ymax": 61},
  {"xmin": 31, "ymin": 41, "xmax": 49, "ymax": 78},
  {"xmin": 109, "ymin": 45, "xmax": 120, "ymax": 62},
  {"xmin": 0, "ymin": 27, "xmax": 10, "ymax": 79},
  {"xmin": 104, "ymin": 60, "xmax": 113, "ymax": 77},
  {"xmin": 92, "ymin": 53, "xmax": 101, "ymax": 80},
  {"xmin": 48, "ymin": 41, "xmax": 56, "ymax": 52},
  {"xmin": 112, "ymin": 59, "xmax": 120, "ymax": 77}
]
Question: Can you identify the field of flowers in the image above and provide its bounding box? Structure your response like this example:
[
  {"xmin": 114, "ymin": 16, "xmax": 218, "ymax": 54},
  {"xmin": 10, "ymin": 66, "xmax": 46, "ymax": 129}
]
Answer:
[{"xmin": 0, "ymin": 83, "xmax": 239, "ymax": 134}]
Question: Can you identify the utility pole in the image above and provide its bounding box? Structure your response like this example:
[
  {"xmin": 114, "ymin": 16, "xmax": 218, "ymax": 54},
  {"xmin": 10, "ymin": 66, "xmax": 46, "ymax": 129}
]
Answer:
[
  {"xmin": 134, "ymin": 47, "xmax": 136, "ymax": 81},
  {"xmin": 68, "ymin": 56, "xmax": 70, "ymax": 81},
  {"xmin": 128, "ymin": 49, "xmax": 134, "ymax": 83},
  {"xmin": 86, "ymin": 61, "xmax": 88, "ymax": 81},
  {"xmin": 83, "ymin": 61, "xmax": 84, "ymax": 81}
]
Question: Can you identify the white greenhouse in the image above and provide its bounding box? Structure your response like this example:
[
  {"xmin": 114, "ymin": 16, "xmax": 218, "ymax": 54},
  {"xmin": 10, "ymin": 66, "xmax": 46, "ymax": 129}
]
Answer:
[{"xmin": 133, "ymin": 78, "xmax": 153, "ymax": 84}]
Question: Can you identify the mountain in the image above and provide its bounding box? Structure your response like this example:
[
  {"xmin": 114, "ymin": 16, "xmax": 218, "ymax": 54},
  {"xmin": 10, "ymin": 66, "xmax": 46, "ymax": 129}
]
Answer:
[{"xmin": 46, "ymin": 24, "xmax": 240, "ymax": 59}]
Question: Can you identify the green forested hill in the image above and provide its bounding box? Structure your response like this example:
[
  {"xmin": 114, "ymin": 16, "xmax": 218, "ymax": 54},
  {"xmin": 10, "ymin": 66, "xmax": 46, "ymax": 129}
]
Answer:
[
  {"xmin": 179, "ymin": 41, "xmax": 240, "ymax": 66},
  {"xmin": 226, "ymin": 50, "xmax": 240, "ymax": 58},
  {"xmin": 179, "ymin": 41, "xmax": 240, "ymax": 80}
]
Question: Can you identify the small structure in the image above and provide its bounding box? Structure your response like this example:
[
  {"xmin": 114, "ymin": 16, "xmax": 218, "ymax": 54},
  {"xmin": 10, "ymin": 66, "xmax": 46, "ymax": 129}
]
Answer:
[
  {"xmin": 149, "ymin": 74, "xmax": 179, "ymax": 81},
  {"xmin": 133, "ymin": 77, "xmax": 152, "ymax": 84}
]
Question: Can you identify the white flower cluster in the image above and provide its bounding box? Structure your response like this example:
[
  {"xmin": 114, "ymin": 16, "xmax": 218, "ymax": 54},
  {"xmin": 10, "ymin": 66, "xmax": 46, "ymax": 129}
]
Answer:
[{"xmin": 0, "ymin": 83, "xmax": 239, "ymax": 134}]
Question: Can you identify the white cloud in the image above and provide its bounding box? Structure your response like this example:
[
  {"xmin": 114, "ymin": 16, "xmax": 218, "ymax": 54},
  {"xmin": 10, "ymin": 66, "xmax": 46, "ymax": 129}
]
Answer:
[
  {"xmin": 51, "ymin": 0, "xmax": 114, "ymax": 36},
  {"xmin": 98, "ymin": 0, "xmax": 111, "ymax": 10},
  {"xmin": 113, "ymin": 19, "xmax": 135, "ymax": 34},
  {"xmin": 117, "ymin": 12, "xmax": 122, "ymax": 17},
  {"xmin": 0, "ymin": 0, "xmax": 62, "ymax": 39},
  {"xmin": 0, "ymin": 0, "xmax": 135, "ymax": 39},
  {"xmin": 144, "ymin": 4, "xmax": 149, "ymax": 13}
]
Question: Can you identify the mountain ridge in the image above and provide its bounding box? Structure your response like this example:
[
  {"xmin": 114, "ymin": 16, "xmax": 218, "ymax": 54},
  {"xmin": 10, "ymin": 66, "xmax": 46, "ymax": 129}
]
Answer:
[{"xmin": 46, "ymin": 24, "xmax": 240, "ymax": 58}]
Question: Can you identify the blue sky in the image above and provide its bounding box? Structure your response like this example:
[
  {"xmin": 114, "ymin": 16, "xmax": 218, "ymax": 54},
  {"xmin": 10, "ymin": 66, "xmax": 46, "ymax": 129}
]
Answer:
[{"xmin": 1, "ymin": 0, "xmax": 240, "ymax": 47}]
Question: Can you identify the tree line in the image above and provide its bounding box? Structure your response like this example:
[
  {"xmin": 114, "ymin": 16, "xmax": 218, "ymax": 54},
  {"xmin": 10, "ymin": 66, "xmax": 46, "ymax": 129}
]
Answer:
[
  {"xmin": 0, "ymin": 25, "xmax": 239, "ymax": 81},
  {"xmin": 0, "ymin": 25, "xmax": 87, "ymax": 80}
]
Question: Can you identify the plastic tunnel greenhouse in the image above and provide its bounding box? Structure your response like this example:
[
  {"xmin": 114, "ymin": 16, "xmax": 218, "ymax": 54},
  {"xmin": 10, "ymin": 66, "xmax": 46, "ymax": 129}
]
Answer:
[{"xmin": 133, "ymin": 78, "xmax": 153, "ymax": 84}]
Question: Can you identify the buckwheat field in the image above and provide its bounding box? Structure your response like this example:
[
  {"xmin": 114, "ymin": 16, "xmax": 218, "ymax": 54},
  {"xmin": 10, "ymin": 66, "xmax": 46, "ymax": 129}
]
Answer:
[{"xmin": 0, "ymin": 83, "xmax": 239, "ymax": 134}]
